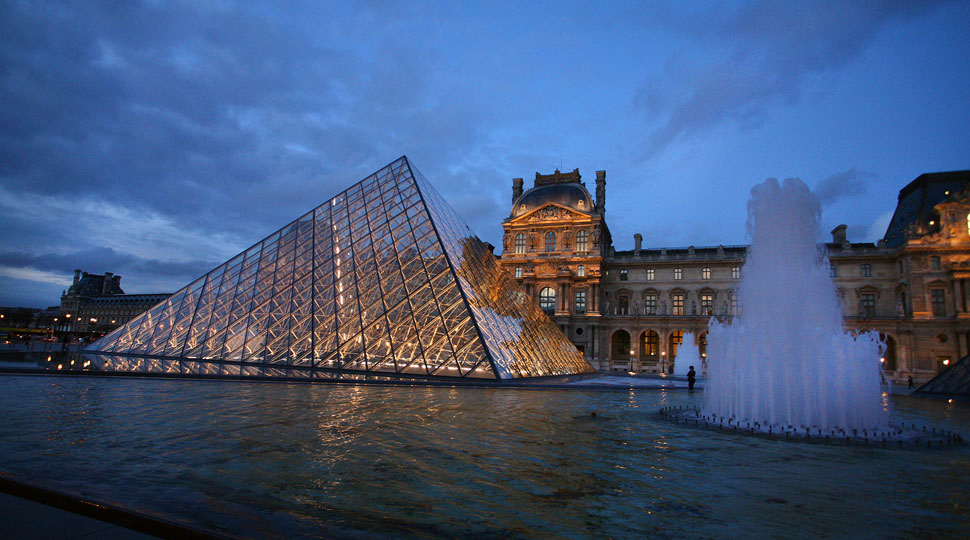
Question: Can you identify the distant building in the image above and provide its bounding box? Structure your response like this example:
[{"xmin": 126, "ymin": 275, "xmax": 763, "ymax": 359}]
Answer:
[
  {"xmin": 58, "ymin": 270, "xmax": 169, "ymax": 335},
  {"xmin": 0, "ymin": 306, "xmax": 41, "ymax": 329},
  {"xmin": 498, "ymin": 168, "xmax": 970, "ymax": 384}
]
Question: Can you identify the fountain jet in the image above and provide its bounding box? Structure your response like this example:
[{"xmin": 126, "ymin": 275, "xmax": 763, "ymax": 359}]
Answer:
[{"xmin": 703, "ymin": 178, "xmax": 886, "ymax": 431}]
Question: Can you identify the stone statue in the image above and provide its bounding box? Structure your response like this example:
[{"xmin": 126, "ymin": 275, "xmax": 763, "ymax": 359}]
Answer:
[
  {"xmin": 661, "ymin": 301, "xmax": 667, "ymax": 315},
  {"xmin": 896, "ymin": 299, "xmax": 904, "ymax": 317},
  {"xmin": 691, "ymin": 301, "xmax": 697, "ymax": 315},
  {"xmin": 502, "ymin": 232, "xmax": 510, "ymax": 251}
]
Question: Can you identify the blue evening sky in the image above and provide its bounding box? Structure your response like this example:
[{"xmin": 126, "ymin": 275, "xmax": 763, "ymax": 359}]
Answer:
[{"xmin": 1, "ymin": 1, "xmax": 968, "ymax": 308}]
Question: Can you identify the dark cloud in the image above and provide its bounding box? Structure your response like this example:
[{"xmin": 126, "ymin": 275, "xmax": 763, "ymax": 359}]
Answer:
[
  {"xmin": 635, "ymin": 1, "xmax": 950, "ymax": 156},
  {"xmin": 0, "ymin": 247, "xmax": 219, "ymax": 284},
  {"xmin": 815, "ymin": 169, "xmax": 872, "ymax": 206}
]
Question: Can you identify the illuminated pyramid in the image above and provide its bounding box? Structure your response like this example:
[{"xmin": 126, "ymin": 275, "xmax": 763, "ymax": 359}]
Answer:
[{"xmin": 85, "ymin": 157, "xmax": 593, "ymax": 381}]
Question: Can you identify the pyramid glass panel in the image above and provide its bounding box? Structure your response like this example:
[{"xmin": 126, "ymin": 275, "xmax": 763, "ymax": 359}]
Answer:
[{"xmin": 85, "ymin": 157, "xmax": 593, "ymax": 381}]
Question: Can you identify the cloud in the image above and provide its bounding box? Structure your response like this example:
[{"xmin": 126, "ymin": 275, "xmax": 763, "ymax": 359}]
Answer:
[
  {"xmin": 814, "ymin": 168, "xmax": 872, "ymax": 206},
  {"xmin": 635, "ymin": 1, "xmax": 949, "ymax": 156}
]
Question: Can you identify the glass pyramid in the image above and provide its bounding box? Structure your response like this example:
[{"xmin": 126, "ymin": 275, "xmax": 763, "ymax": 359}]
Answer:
[
  {"xmin": 84, "ymin": 157, "xmax": 593, "ymax": 381},
  {"xmin": 915, "ymin": 354, "xmax": 970, "ymax": 396}
]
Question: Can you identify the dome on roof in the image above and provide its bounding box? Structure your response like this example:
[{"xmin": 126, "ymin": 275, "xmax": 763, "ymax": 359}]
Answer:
[{"xmin": 512, "ymin": 183, "xmax": 593, "ymax": 218}]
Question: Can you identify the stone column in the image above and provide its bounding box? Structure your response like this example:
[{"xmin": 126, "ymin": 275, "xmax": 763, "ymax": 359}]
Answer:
[{"xmin": 954, "ymin": 280, "xmax": 963, "ymax": 314}]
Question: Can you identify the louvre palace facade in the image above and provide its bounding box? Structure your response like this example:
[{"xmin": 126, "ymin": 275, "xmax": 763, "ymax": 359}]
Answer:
[{"xmin": 498, "ymin": 168, "xmax": 970, "ymax": 384}]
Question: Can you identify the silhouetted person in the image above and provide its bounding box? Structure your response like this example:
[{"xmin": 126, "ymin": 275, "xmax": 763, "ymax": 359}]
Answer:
[
  {"xmin": 687, "ymin": 365, "xmax": 696, "ymax": 391},
  {"xmin": 908, "ymin": 376, "xmax": 914, "ymax": 389}
]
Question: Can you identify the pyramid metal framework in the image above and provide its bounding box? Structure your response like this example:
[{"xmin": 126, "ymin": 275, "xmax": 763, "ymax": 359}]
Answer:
[
  {"xmin": 85, "ymin": 157, "xmax": 593, "ymax": 381},
  {"xmin": 915, "ymin": 353, "xmax": 970, "ymax": 396}
]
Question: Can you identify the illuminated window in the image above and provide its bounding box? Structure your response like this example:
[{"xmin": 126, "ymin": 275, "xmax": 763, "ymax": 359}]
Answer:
[
  {"xmin": 575, "ymin": 290, "xmax": 587, "ymax": 314},
  {"xmin": 619, "ymin": 269, "xmax": 628, "ymax": 281},
  {"xmin": 672, "ymin": 293, "xmax": 685, "ymax": 315},
  {"xmin": 576, "ymin": 230, "xmax": 588, "ymax": 252},
  {"xmin": 641, "ymin": 331, "xmax": 659, "ymax": 361},
  {"xmin": 645, "ymin": 294, "xmax": 657, "ymax": 315},
  {"xmin": 702, "ymin": 267, "xmax": 711, "ymax": 280},
  {"xmin": 577, "ymin": 264, "xmax": 585, "ymax": 277},
  {"xmin": 861, "ymin": 264, "xmax": 871, "ymax": 277},
  {"xmin": 514, "ymin": 267, "xmax": 522, "ymax": 278},
  {"xmin": 931, "ymin": 289, "xmax": 946, "ymax": 316},
  {"xmin": 731, "ymin": 266, "xmax": 740, "ymax": 279},
  {"xmin": 646, "ymin": 269, "xmax": 655, "ymax": 281},
  {"xmin": 539, "ymin": 287, "xmax": 556, "ymax": 314},
  {"xmin": 731, "ymin": 294, "xmax": 740, "ymax": 316},
  {"xmin": 514, "ymin": 233, "xmax": 526, "ymax": 254},
  {"xmin": 701, "ymin": 294, "xmax": 713, "ymax": 315},
  {"xmin": 674, "ymin": 268, "xmax": 682, "ymax": 280},
  {"xmin": 545, "ymin": 232, "xmax": 556, "ymax": 252}
]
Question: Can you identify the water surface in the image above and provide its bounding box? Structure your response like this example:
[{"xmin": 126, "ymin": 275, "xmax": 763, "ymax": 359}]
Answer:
[{"xmin": 0, "ymin": 375, "xmax": 967, "ymax": 539}]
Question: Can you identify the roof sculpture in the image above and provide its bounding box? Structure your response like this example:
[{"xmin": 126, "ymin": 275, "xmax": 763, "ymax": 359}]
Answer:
[{"xmin": 84, "ymin": 156, "xmax": 593, "ymax": 381}]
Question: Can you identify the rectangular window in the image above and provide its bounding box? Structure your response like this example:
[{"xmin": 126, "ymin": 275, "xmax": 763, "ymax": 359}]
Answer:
[
  {"xmin": 672, "ymin": 294, "xmax": 685, "ymax": 316},
  {"xmin": 619, "ymin": 269, "xmax": 628, "ymax": 281},
  {"xmin": 674, "ymin": 268, "xmax": 683, "ymax": 280},
  {"xmin": 830, "ymin": 265, "xmax": 837, "ymax": 278},
  {"xmin": 702, "ymin": 267, "xmax": 711, "ymax": 280},
  {"xmin": 514, "ymin": 234, "xmax": 526, "ymax": 254},
  {"xmin": 644, "ymin": 294, "xmax": 657, "ymax": 315},
  {"xmin": 514, "ymin": 267, "xmax": 522, "ymax": 278},
  {"xmin": 701, "ymin": 294, "xmax": 713, "ymax": 315},
  {"xmin": 732, "ymin": 266, "xmax": 740, "ymax": 279},
  {"xmin": 619, "ymin": 295, "xmax": 629, "ymax": 315},
  {"xmin": 577, "ymin": 264, "xmax": 585, "ymax": 277},
  {"xmin": 861, "ymin": 293, "xmax": 875, "ymax": 317},
  {"xmin": 932, "ymin": 289, "xmax": 946, "ymax": 316},
  {"xmin": 576, "ymin": 231, "xmax": 589, "ymax": 252},
  {"xmin": 731, "ymin": 295, "xmax": 740, "ymax": 316},
  {"xmin": 646, "ymin": 269, "xmax": 655, "ymax": 281},
  {"xmin": 575, "ymin": 290, "xmax": 587, "ymax": 314},
  {"xmin": 931, "ymin": 256, "xmax": 941, "ymax": 271},
  {"xmin": 861, "ymin": 264, "xmax": 871, "ymax": 277}
]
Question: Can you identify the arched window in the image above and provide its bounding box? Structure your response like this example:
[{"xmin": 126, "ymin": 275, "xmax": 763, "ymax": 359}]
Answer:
[
  {"xmin": 612, "ymin": 330, "xmax": 631, "ymax": 365},
  {"xmin": 669, "ymin": 330, "xmax": 684, "ymax": 358},
  {"xmin": 514, "ymin": 233, "xmax": 526, "ymax": 254},
  {"xmin": 539, "ymin": 287, "xmax": 556, "ymax": 314},
  {"xmin": 640, "ymin": 330, "xmax": 659, "ymax": 362},
  {"xmin": 545, "ymin": 232, "xmax": 556, "ymax": 252},
  {"xmin": 576, "ymin": 230, "xmax": 588, "ymax": 252}
]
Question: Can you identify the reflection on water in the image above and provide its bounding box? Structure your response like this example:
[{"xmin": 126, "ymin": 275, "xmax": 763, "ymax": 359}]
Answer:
[{"xmin": 0, "ymin": 375, "xmax": 969, "ymax": 539}]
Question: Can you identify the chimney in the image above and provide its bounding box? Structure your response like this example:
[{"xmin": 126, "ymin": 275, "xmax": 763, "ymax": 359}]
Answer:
[
  {"xmin": 634, "ymin": 233, "xmax": 642, "ymax": 256},
  {"xmin": 831, "ymin": 224, "xmax": 848, "ymax": 245},
  {"xmin": 595, "ymin": 170, "xmax": 606, "ymax": 212},
  {"xmin": 73, "ymin": 269, "xmax": 81, "ymax": 285},
  {"xmin": 102, "ymin": 273, "xmax": 114, "ymax": 295},
  {"xmin": 512, "ymin": 177, "xmax": 523, "ymax": 204}
]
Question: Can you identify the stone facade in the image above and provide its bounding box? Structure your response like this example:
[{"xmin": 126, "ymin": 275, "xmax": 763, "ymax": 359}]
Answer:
[
  {"xmin": 499, "ymin": 169, "xmax": 970, "ymax": 384},
  {"xmin": 58, "ymin": 269, "xmax": 169, "ymax": 336}
]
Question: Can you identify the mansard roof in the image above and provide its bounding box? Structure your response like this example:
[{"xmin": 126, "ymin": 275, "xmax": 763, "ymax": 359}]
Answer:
[
  {"xmin": 511, "ymin": 183, "xmax": 594, "ymax": 219},
  {"xmin": 883, "ymin": 170, "xmax": 970, "ymax": 248}
]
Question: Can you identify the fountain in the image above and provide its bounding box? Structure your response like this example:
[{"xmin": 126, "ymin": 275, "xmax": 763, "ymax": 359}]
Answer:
[
  {"xmin": 660, "ymin": 178, "xmax": 961, "ymax": 447},
  {"xmin": 672, "ymin": 332, "xmax": 701, "ymax": 377}
]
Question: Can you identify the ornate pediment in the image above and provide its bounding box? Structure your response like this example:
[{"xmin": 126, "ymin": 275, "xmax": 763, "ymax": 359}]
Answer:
[
  {"xmin": 534, "ymin": 262, "xmax": 558, "ymax": 277},
  {"xmin": 515, "ymin": 203, "xmax": 589, "ymax": 223}
]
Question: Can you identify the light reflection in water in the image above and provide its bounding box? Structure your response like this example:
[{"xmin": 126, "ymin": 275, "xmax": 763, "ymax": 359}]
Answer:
[{"xmin": 0, "ymin": 376, "xmax": 967, "ymax": 539}]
